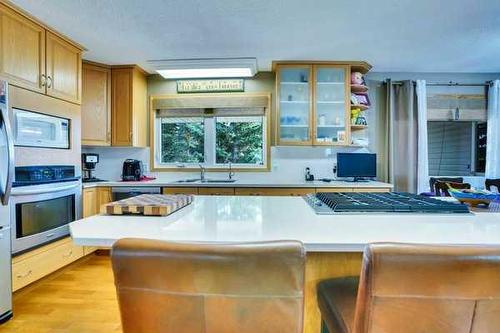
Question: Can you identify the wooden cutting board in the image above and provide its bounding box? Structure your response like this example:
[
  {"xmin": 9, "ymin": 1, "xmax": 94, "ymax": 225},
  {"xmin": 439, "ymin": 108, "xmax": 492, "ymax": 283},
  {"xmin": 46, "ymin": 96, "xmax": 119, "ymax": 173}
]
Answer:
[{"xmin": 102, "ymin": 194, "xmax": 194, "ymax": 216}]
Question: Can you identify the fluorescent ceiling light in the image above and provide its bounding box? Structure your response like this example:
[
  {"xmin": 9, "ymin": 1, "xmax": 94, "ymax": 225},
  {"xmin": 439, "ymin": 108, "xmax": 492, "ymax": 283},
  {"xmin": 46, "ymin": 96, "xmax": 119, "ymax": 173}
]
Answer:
[{"xmin": 148, "ymin": 58, "xmax": 257, "ymax": 79}]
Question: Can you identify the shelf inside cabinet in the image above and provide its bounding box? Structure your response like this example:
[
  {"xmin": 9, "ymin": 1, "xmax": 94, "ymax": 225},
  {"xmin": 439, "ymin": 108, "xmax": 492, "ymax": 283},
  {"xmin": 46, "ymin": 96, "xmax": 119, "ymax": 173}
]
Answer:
[
  {"xmin": 351, "ymin": 84, "xmax": 369, "ymax": 93},
  {"xmin": 317, "ymin": 101, "xmax": 344, "ymax": 104},
  {"xmin": 351, "ymin": 125, "xmax": 368, "ymax": 130},
  {"xmin": 351, "ymin": 104, "xmax": 370, "ymax": 111},
  {"xmin": 281, "ymin": 82, "xmax": 309, "ymax": 85},
  {"xmin": 280, "ymin": 101, "xmax": 309, "ymax": 104}
]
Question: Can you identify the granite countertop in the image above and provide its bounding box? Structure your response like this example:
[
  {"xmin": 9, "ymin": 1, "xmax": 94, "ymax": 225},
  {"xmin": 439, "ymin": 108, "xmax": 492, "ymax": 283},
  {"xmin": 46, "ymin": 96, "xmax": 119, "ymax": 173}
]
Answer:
[{"xmin": 70, "ymin": 195, "xmax": 500, "ymax": 252}]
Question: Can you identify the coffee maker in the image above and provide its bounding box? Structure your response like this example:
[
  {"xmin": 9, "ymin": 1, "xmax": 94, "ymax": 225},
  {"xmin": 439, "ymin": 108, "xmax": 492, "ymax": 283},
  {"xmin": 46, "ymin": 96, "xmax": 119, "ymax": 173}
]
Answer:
[{"xmin": 82, "ymin": 153, "xmax": 105, "ymax": 183}]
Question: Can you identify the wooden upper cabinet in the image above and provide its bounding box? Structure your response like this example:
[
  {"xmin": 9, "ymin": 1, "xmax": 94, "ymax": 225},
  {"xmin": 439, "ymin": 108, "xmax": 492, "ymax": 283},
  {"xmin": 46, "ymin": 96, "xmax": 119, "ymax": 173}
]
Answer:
[
  {"xmin": 111, "ymin": 66, "xmax": 147, "ymax": 147},
  {"xmin": 0, "ymin": 3, "xmax": 45, "ymax": 93},
  {"xmin": 46, "ymin": 31, "xmax": 82, "ymax": 104},
  {"xmin": 82, "ymin": 62, "xmax": 111, "ymax": 146}
]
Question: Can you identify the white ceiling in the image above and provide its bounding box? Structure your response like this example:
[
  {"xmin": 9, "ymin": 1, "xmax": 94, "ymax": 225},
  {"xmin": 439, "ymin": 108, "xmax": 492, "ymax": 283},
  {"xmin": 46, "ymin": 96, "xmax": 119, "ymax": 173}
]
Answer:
[{"xmin": 11, "ymin": 0, "xmax": 500, "ymax": 73}]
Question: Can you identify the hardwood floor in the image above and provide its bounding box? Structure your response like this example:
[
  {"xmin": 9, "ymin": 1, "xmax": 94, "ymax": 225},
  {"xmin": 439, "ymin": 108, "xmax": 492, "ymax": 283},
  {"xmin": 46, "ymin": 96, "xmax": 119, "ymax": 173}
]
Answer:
[{"xmin": 0, "ymin": 254, "xmax": 121, "ymax": 333}]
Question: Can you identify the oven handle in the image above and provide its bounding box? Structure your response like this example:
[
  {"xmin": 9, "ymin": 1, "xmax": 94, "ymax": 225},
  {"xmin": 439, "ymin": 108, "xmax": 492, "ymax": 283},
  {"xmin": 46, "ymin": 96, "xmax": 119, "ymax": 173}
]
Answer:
[
  {"xmin": 0, "ymin": 91, "xmax": 15, "ymax": 206},
  {"xmin": 11, "ymin": 182, "xmax": 81, "ymax": 196}
]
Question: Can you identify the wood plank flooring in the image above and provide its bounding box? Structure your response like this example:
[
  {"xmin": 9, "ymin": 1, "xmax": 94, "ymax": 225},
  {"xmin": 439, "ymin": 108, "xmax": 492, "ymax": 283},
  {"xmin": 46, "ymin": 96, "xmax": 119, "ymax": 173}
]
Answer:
[{"xmin": 0, "ymin": 254, "xmax": 121, "ymax": 333}]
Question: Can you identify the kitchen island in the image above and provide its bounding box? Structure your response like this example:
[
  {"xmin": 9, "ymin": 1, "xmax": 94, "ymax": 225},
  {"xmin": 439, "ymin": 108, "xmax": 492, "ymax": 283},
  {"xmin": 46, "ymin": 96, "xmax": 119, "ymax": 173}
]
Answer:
[{"xmin": 70, "ymin": 195, "xmax": 500, "ymax": 333}]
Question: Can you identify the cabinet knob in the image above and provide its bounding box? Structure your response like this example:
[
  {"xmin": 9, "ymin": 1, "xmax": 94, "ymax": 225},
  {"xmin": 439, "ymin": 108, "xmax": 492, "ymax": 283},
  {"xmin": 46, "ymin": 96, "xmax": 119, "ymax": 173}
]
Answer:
[
  {"xmin": 40, "ymin": 74, "xmax": 46, "ymax": 87},
  {"xmin": 47, "ymin": 76, "xmax": 53, "ymax": 89}
]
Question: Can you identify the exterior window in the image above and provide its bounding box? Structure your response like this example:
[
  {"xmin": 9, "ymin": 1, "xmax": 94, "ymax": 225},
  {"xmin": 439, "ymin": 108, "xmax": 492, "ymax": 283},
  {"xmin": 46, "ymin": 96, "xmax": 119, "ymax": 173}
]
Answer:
[
  {"xmin": 155, "ymin": 112, "xmax": 268, "ymax": 169},
  {"xmin": 428, "ymin": 121, "xmax": 486, "ymax": 176},
  {"xmin": 160, "ymin": 117, "xmax": 204, "ymax": 164},
  {"xmin": 216, "ymin": 116, "xmax": 264, "ymax": 164}
]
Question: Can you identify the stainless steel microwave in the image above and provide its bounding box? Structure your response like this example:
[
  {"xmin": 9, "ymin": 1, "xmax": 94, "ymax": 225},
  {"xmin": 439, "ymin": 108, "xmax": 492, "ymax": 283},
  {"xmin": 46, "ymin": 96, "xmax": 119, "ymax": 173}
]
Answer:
[{"xmin": 13, "ymin": 108, "xmax": 70, "ymax": 149}]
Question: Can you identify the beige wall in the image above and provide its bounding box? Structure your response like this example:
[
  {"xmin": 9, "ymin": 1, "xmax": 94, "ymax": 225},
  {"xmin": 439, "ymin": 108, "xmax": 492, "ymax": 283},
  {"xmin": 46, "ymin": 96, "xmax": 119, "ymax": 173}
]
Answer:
[
  {"xmin": 9, "ymin": 86, "xmax": 82, "ymax": 175},
  {"xmin": 147, "ymin": 72, "xmax": 276, "ymax": 145}
]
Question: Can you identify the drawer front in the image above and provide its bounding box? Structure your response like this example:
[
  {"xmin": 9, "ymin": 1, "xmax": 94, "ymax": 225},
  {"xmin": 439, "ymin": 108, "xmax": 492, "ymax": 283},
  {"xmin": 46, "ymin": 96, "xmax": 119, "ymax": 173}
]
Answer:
[
  {"xmin": 12, "ymin": 238, "xmax": 84, "ymax": 291},
  {"xmin": 198, "ymin": 187, "xmax": 235, "ymax": 196},
  {"xmin": 163, "ymin": 187, "xmax": 199, "ymax": 195}
]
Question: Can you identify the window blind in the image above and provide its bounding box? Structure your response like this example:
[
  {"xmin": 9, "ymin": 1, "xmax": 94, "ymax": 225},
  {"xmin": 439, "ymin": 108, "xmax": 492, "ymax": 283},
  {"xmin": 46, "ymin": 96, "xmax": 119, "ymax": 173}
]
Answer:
[{"xmin": 428, "ymin": 121, "xmax": 472, "ymax": 176}]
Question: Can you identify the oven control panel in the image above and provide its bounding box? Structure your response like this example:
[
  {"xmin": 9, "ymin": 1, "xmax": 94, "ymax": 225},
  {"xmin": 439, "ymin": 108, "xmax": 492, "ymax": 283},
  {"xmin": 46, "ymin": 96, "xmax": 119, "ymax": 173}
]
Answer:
[{"xmin": 13, "ymin": 165, "xmax": 78, "ymax": 187}]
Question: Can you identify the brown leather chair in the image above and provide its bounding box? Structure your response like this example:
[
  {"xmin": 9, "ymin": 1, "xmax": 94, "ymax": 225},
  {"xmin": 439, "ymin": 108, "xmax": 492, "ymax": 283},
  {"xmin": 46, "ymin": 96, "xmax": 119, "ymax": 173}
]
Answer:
[
  {"xmin": 318, "ymin": 243, "xmax": 500, "ymax": 333},
  {"xmin": 485, "ymin": 178, "xmax": 500, "ymax": 192},
  {"xmin": 111, "ymin": 238, "xmax": 305, "ymax": 333},
  {"xmin": 429, "ymin": 177, "xmax": 463, "ymax": 194},
  {"xmin": 434, "ymin": 180, "xmax": 471, "ymax": 196}
]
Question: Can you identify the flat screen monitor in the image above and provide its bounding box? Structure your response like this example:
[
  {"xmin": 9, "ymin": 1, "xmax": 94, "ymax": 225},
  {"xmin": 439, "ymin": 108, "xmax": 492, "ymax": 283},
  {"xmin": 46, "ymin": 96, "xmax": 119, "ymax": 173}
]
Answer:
[{"xmin": 337, "ymin": 153, "xmax": 376, "ymax": 181}]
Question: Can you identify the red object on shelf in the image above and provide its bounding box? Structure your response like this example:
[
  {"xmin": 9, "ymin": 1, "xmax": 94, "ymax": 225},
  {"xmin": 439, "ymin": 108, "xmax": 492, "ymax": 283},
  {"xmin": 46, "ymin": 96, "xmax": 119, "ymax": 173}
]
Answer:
[{"xmin": 121, "ymin": 176, "xmax": 156, "ymax": 182}]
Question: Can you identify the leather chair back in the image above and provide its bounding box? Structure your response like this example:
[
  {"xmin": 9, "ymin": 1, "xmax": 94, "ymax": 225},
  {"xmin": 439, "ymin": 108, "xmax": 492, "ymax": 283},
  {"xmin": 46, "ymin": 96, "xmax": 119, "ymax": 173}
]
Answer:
[
  {"xmin": 434, "ymin": 181, "xmax": 471, "ymax": 196},
  {"xmin": 429, "ymin": 177, "xmax": 463, "ymax": 193},
  {"xmin": 353, "ymin": 243, "xmax": 500, "ymax": 333},
  {"xmin": 111, "ymin": 238, "xmax": 305, "ymax": 333},
  {"xmin": 485, "ymin": 178, "xmax": 500, "ymax": 192}
]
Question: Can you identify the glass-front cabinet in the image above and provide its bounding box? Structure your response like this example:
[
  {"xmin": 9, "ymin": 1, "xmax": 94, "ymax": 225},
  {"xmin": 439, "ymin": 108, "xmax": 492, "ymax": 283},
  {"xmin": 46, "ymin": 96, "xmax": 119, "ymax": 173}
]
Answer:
[
  {"xmin": 276, "ymin": 63, "xmax": 353, "ymax": 146},
  {"xmin": 277, "ymin": 65, "xmax": 312, "ymax": 144}
]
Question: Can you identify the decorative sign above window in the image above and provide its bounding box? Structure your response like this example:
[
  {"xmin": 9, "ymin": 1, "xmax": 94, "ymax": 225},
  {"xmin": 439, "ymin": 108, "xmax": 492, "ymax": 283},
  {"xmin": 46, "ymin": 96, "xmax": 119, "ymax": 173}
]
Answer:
[{"xmin": 177, "ymin": 79, "xmax": 245, "ymax": 93}]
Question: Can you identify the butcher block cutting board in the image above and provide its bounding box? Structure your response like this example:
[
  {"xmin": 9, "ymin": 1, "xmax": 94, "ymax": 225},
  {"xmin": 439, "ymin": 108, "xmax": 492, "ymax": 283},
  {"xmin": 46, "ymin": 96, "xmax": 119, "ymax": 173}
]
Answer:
[{"xmin": 102, "ymin": 194, "xmax": 194, "ymax": 216}]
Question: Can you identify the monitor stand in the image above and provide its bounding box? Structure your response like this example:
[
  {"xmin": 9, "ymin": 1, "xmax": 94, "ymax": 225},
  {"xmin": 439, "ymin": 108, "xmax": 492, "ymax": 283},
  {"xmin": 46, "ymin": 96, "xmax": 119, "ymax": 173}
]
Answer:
[{"xmin": 345, "ymin": 177, "xmax": 371, "ymax": 182}]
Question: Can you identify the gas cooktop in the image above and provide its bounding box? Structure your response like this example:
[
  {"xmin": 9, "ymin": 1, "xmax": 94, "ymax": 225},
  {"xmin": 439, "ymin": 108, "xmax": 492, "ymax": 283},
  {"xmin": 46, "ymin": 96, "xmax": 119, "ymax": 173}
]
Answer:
[{"xmin": 305, "ymin": 192, "xmax": 470, "ymax": 214}]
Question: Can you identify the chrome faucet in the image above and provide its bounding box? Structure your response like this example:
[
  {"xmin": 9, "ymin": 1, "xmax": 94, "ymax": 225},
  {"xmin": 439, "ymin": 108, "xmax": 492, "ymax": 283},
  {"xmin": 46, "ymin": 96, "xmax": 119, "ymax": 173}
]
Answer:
[
  {"xmin": 199, "ymin": 164, "xmax": 206, "ymax": 182},
  {"xmin": 228, "ymin": 162, "xmax": 235, "ymax": 180}
]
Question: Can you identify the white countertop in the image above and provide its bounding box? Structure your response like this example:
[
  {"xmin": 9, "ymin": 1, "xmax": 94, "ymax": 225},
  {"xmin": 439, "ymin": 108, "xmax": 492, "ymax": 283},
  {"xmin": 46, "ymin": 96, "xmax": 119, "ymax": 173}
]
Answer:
[
  {"xmin": 70, "ymin": 195, "xmax": 500, "ymax": 252},
  {"xmin": 82, "ymin": 179, "xmax": 393, "ymax": 189}
]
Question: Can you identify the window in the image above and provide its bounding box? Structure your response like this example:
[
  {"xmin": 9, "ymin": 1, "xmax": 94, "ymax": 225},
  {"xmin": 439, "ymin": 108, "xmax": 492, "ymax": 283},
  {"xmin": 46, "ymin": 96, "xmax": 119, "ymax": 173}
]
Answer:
[
  {"xmin": 428, "ymin": 121, "xmax": 486, "ymax": 176},
  {"xmin": 215, "ymin": 116, "xmax": 264, "ymax": 164},
  {"xmin": 160, "ymin": 117, "xmax": 204, "ymax": 163},
  {"xmin": 155, "ymin": 108, "xmax": 268, "ymax": 170}
]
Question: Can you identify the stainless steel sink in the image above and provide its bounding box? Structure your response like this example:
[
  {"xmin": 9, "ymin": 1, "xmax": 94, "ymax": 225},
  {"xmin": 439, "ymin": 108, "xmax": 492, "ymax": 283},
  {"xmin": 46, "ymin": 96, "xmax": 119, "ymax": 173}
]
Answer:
[
  {"xmin": 174, "ymin": 178, "xmax": 201, "ymax": 183},
  {"xmin": 174, "ymin": 178, "xmax": 236, "ymax": 183},
  {"xmin": 201, "ymin": 179, "xmax": 236, "ymax": 183}
]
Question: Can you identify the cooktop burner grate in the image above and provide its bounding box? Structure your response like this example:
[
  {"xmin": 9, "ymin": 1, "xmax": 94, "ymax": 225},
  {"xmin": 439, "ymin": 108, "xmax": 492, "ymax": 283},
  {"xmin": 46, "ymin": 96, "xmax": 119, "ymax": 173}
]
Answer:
[{"xmin": 305, "ymin": 192, "xmax": 470, "ymax": 214}]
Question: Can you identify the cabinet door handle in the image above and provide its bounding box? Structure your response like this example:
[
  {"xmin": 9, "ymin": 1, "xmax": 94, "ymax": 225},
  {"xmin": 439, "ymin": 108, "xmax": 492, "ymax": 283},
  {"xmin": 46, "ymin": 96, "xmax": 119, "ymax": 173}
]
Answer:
[
  {"xmin": 40, "ymin": 74, "xmax": 46, "ymax": 87},
  {"xmin": 107, "ymin": 131, "xmax": 111, "ymax": 142},
  {"xmin": 62, "ymin": 250, "xmax": 73, "ymax": 258},
  {"xmin": 129, "ymin": 132, "xmax": 133, "ymax": 142},
  {"xmin": 47, "ymin": 76, "xmax": 53, "ymax": 88},
  {"xmin": 17, "ymin": 270, "xmax": 32, "ymax": 279}
]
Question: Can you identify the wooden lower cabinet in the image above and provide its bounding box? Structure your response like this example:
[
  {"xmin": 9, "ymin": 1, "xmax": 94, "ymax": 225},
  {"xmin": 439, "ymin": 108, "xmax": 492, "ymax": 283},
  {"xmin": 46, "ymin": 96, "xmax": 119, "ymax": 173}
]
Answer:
[
  {"xmin": 198, "ymin": 187, "xmax": 235, "ymax": 196},
  {"xmin": 163, "ymin": 187, "xmax": 199, "ymax": 195},
  {"xmin": 82, "ymin": 187, "xmax": 97, "ymax": 218},
  {"xmin": 162, "ymin": 186, "xmax": 390, "ymax": 196},
  {"xmin": 82, "ymin": 187, "xmax": 112, "ymax": 254},
  {"xmin": 96, "ymin": 187, "xmax": 112, "ymax": 213},
  {"xmin": 12, "ymin": 237, "xmax": 84, "ymax": 291}
]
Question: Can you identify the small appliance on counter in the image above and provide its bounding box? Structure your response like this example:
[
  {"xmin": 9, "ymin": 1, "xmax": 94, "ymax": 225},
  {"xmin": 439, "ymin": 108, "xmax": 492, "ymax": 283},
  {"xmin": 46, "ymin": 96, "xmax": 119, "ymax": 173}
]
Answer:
[
  {"xmin": 122, "ymin": 159, "xmax": 144, "ymax": 181},
  {"xmin": 305, "ymin": 167, "xmax": 315, "ymax": 181},
  {"xmin": 82, "ymin": 153, "xmax": 106, "ymax": 183}
]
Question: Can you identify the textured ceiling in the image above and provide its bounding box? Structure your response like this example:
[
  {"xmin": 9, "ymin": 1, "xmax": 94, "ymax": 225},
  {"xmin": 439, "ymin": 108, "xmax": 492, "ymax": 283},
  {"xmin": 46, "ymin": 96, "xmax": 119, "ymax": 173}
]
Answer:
[{"xmin": 10, "ymin": 0, "xmax": 500, "ymax": 73}]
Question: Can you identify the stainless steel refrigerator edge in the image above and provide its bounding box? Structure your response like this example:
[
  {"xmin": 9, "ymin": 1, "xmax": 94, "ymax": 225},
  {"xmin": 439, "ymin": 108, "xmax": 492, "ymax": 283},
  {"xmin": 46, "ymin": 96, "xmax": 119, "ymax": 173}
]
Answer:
[{"xmin": 0, "ymin": 79, "xmax": 14, "ymax": 323}]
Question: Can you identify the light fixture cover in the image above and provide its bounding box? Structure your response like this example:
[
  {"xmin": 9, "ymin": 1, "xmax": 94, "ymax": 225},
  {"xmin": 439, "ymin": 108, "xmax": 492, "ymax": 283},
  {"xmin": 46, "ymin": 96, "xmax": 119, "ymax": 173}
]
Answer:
[{"xmin": 148, "ymin": 58, "xmax": 257, "ymax": 79}]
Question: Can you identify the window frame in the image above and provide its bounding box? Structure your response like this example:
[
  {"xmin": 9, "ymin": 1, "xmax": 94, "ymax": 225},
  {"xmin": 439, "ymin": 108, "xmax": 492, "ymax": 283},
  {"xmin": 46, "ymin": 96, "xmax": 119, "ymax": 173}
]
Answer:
[{"xmin": 150, "ymin": 93, "xmax": 271, "ymax": 172}]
